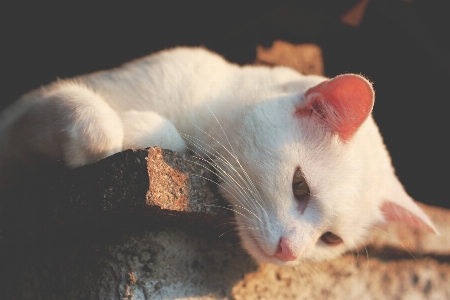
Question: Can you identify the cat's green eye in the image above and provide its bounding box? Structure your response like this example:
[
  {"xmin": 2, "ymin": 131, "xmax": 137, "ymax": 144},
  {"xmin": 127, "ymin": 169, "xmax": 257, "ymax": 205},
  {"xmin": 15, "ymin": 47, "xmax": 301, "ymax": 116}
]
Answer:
[{"xmin": 292, "ymin": 168, "xmax": 309, "ymax": 199}]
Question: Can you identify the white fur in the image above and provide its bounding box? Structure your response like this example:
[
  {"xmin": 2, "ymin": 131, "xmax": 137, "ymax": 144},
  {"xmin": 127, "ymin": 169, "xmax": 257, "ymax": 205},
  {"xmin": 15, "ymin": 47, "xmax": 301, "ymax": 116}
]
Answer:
[
  {"xmin": 0, "ymin": 47, "xmax": 436, "ymax": 265},
  {"xmin": 121, "ymin": 110, "xmax": 186, "ymax": 152}
]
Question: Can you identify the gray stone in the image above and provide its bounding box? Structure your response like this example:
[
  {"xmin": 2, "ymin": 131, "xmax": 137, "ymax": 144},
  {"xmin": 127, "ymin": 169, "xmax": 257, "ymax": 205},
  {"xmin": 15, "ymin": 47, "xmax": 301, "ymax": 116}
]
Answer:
[{"xmin": 1, "ymin": 146, "xmax": 449, "ymax": 300}]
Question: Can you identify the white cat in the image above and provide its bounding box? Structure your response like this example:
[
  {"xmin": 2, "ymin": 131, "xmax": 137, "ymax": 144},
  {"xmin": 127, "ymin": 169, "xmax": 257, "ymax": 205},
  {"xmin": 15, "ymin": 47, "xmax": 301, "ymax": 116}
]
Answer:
[{"xmin": 0, "ymin": 47, "xmax": 438, "ymax": 265}]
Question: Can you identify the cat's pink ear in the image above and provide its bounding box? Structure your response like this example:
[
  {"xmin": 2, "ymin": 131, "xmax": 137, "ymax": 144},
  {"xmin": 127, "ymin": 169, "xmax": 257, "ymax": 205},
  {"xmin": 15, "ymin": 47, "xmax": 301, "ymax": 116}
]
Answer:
[
  {"xmin": 381, "ymin": 179, "xmax": 438, "ymax": 234},
  {"xmin": 297, "ymin": 74, "xmax": 374, "ymax": 141}
]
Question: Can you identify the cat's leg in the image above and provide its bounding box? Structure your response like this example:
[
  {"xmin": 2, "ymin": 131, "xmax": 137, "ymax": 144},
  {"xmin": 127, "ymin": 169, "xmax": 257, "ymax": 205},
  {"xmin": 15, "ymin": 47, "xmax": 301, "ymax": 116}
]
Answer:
[
  {"xmin": 4, "ymin": 82, "xmax": 124, "ymax": 168},
  {"xmin": 121, "ymin": 110, "xmax": 186, "ymax": 152}
]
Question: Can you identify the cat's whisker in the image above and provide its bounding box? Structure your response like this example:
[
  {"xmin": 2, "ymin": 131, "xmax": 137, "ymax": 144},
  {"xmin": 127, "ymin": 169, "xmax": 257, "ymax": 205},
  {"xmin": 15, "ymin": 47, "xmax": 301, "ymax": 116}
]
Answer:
[
  {"xmin": 205, "ymin": 203, "xmax": 262, "ymax": 224},
  {"xmin": 176, "ymin": 156, "xmax": 259, "ymax": 217},
  {"xmin": 231, "ymin": 205, "xmax": 263, "ymax": 223},
  {"xmin": 254, "ymin": 165, "xmax": 274, "ymax": 188},
  {"xmin": 255, "ymin": 181, "xmax": 284, "ymax": 208},
  {"xmin": 369, "ymin": 225, "xmax": 418, "ymax": 262},
  {"xmin": 253, "ymin": 155, "xmax": 276, "ymax": 173},
  {"xmin": 181, "ymin": 130, "xmax": 267, "ymax": 219},
  {"xmin": 255, "ymin": 181, "xmax": 272, "ymax": 196},
  {"xmin": 205, "ymin": 105, "xmax": 239, "ymax": 161},
  {"xmin": 218, "ymin": 228, "xmax": 241, "ymax": 238},
  {"xmin": 362, "ymin": 243, "xmax": 370, "ymax": 268},
  {"xmin": 349, "ymin": 240, "xmax": 363, "ymax": 266},
  {"xmin": 218, "ymin": 225, "xmax": 263, "ymax": 238},
  {"xmin": 354, "ymin": 242, "xmax": 360, "ymax": 261},
  {"xmin": 181, "ymin": 133, "xmax": 236, "ymax": 172},
  {"xmin": 181, "ymin": 133, "xmax": 254, "ymax": 195},
  {"xmin": 255, "ymin": 177, "xmax": 271, "ymax": 190},
  {"xmin": 180, "ymin": 137, "xmax": 260, "ymax": 213},
  {"xmin": 203, "ymin": 204, "xmax": 254, "ymax": 223},
  {"xmin": 189, "ymin": 110, "xmax": 269, "ymax": 218},
  {"xmin": 324, "ymin": 167, "xmax": 362, "ymax": 189},
  {"xmin": 213, "ymin": 220, "xmax": 252, "ymax": 229},
  {"xmin": 237, "ymin": 226, "xmax": 263, "ymax": 232}
]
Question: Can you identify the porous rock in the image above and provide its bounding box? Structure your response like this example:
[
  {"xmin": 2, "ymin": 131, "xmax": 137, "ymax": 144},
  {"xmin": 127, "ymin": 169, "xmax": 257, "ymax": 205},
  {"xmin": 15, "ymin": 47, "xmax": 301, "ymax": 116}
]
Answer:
[{"xmin": 1, "ymin": 148, "xmax": 449, "ymax": 299}]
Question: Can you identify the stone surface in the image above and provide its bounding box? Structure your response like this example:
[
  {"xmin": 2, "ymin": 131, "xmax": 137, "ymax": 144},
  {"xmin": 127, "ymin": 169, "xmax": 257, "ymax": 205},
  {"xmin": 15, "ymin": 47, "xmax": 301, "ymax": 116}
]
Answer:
[
  {"xmin": 97, "ymin": 228, "xmax": 256, "ymax": 300},
  {"xmin": 231, "ymin": 255, "xmax": 450, "ymax": 300},
  {"xmin": 146, "ymin": 147, "xmax": 224, "ymax": 216},
  {"xmin": 0, "ymin": 147, "xmax": 236, "ymax": 299},
  {"xmin": 64, "ymin": 147, "xmax": 230, "ymax": 220},
  {"xmin": 0, "ymin": 147, "xmax": 232, "ymax": 238},
  {"xmin": 255, "ymin": 40, "xmax": 324, "ymax": 76},
  {"xmin": 1, "ymin": 148, "xmax": 449, "ymax": 300}
]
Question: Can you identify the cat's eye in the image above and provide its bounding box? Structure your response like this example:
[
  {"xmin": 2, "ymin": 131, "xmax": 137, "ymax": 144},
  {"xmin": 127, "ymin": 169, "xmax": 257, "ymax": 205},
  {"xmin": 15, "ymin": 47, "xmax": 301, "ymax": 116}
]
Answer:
[
  {"xmin": 292, "ymin": 168, "xmax": 310, "ymax": 213},
  {"xmin": 320, "ymin": 232, "xmax": 343, "ymax": 246},
  {"xmin": 292, "ymin": 168, "xmax": 309, "ymax": 199}
]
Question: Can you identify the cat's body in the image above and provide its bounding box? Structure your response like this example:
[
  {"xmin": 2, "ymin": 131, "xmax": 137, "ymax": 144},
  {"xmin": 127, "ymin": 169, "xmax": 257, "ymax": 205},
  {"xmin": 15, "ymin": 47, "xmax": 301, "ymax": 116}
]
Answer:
[{"xmin": 0, "ymin": 47, "xmax": 437, "ymax": 265}]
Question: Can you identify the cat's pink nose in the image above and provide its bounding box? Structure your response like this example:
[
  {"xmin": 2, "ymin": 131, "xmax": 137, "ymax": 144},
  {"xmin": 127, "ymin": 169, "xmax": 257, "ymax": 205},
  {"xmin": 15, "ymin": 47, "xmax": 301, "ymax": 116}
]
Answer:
[{"xmin": 274, "ymin": 237, "xmax": 297, "ymax": 261}]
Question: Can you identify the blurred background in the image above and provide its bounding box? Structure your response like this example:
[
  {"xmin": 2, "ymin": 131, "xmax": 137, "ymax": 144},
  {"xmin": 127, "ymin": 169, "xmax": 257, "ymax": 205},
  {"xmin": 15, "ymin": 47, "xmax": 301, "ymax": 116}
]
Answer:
[{"xmin": 0, "ymin": 0, "xmax": 449, "ymax": 208}]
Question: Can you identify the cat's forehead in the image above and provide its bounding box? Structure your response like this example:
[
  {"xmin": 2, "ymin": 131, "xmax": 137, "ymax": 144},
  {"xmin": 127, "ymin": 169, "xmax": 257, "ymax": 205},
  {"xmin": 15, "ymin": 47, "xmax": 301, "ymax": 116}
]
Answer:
[
  {"xmin": 281, "ymin": 132, "xmax": 355, "ymax": 179},
  {"xmin": 270, "ymin": 67, "xmax": 326, "ymax": 92},
  {"xmin": 247, "ymin": 126, "xmax": 355, "ymax": 189},
  {"xmin": 242, "ymin": 106, "xmax": 351, "ymax": 168},
  {"xmin": 243, "ymin": 68, "xmax": 327, "ymax": 103}
]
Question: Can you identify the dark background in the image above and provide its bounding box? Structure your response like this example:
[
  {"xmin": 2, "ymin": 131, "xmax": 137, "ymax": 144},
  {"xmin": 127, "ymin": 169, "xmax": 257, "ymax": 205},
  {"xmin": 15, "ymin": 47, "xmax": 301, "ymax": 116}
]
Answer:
[{"xmin": 0, "ymin": 0, "xmax": 449, "ymax": 209}]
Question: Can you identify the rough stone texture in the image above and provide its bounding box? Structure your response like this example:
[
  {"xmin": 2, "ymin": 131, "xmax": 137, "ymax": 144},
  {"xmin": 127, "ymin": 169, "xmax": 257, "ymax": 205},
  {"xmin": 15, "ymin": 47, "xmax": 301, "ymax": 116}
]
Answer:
[
  {"xmin": 1, "ymin": 146, "xmax": 449, "ymax": 300},
  {"xmin": 232, "ymin": 256, "xmax": 450, "ymax": 300},
  {"xmin": 96, "ymin": 228, "xmax": 256, "ymax": 300},
  {"xmin": 64, "ymin": 147, "xmax": 230, "ymax": 220},
  {"xmin": 146, "ymin": 147, "xmax": 223, "ymax": 216},
  {"xmin": 0, "ymin": 147, "xmax": 231, "ymax": 236},
  {"xmin": 0, "ymin": 147, "xmax": 234, "ymax": 299}
]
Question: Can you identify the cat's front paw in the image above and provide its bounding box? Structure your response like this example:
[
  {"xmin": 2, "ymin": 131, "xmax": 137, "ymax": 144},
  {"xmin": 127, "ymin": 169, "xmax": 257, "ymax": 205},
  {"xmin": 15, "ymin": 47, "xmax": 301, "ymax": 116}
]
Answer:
[
  {"xmin": 121, "ymin": 110, "xmax": 186, "ymax": 153},
  {"xmin": 62, "ymin": 119, "xmax": 124, "ymax": 168},
  {"xmin": 50, "ymin": 84, "xmax": 125, "ymax": 168}
]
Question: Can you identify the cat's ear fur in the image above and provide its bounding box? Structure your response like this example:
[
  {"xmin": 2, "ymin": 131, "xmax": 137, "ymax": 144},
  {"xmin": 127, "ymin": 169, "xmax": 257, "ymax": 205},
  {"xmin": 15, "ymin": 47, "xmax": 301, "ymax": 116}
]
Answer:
[
  {"xmin": 381, "ymin": 177, "xmax": 439, "ymax": 234},
  {"xmin": 297, "ymin": 74, "xmax": 374, "ymax": 141}
]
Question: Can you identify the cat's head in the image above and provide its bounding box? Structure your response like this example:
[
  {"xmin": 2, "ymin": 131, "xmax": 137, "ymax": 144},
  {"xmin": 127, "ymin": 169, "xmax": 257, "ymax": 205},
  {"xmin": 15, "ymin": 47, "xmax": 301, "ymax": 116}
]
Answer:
[{"xmin": 219, "ymin": 73, "xmax": 438, "ymax": 265}]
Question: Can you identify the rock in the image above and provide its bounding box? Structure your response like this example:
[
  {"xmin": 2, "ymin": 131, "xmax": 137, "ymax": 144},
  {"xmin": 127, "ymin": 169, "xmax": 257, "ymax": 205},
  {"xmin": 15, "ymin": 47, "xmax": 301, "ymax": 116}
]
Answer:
[
  {"xmin": 64, "ymin": 147, "xmax": 231, "ymax": 220},
  {"xmin": 0, "ymin": 147, "xmax": 232, "ymax": 237},
  {"xmin": 1, "ymin": 146, "xmax": 449, "ymax": 299},
  {"xmin": 231, "ymin": 255, "xmax": 450, "ymax": 300},
  {"xmin": 96, "ymin": 228, "xmax": 256, "ymax": 299}
]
